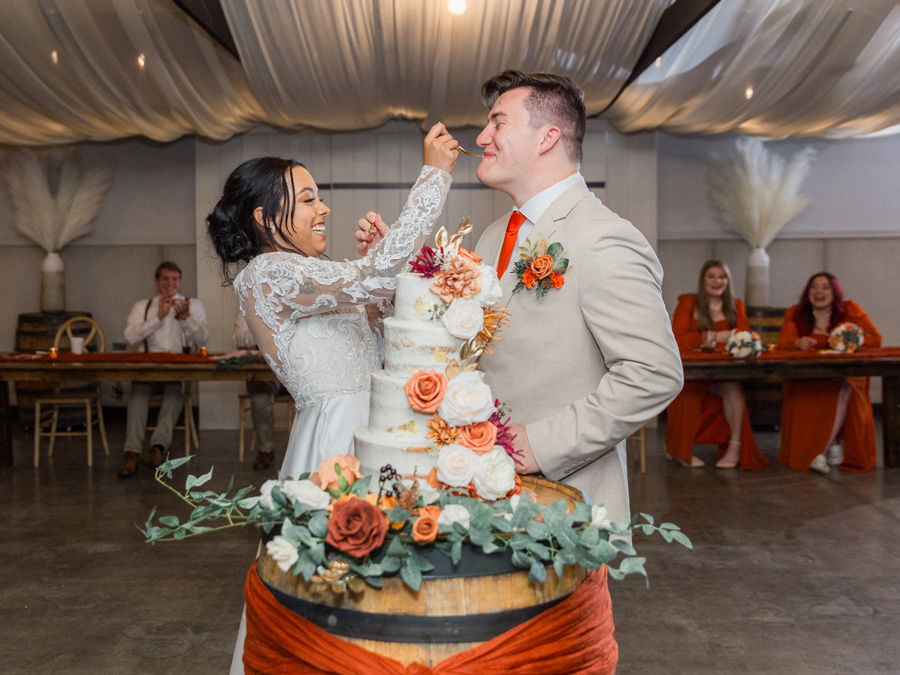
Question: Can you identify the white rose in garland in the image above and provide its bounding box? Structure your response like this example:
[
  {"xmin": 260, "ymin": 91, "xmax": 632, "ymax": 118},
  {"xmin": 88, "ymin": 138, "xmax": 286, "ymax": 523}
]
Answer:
[
  {"xmin": 259, "ymin": 479, "xmax": 278, "ymax": 510},
  {"xmin": 591, "ymin": 504, "xmax": 612, "ymax": 530},
  {"xmin": 441, "ymin": 298, "xmax": 484, "ymax": 339},
  {"xmin": 473, "ymin": 446, "xmax": 517, "ymax": 500},
  {"xmin": 280, "ymin": 479, "xmax": 331, "ymax": 510},
  {"xmin": 438, "ymin": 371, "xmax": 495, "ymax": 426},
  {"xmin": 266, "ymin": 536, "xmax": 299, "ymax": 572},
  {"xmin": 473, "ymin": 264, "xmax": 503, "ymax": 307},
  {"xmin": 436, "ymin": 443, "xmax": 479, "ymax": 487},
  {"xmin": 437, "ymin": 503, "xmax": 471, "ymax": 530}
]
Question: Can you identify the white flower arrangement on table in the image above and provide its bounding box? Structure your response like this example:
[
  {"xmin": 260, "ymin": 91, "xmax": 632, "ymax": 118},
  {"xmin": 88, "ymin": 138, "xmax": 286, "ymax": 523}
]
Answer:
[
  {"xmin": 726, "ymin": 330, "xmax": 765, "ymax": 358},
  {"xmin": 827, "ymin": 322, "xmax": 864, "ymax": 354},
  {"xmin": 142, "ymin": 453, "xmax": 691, "ymax": 595}
]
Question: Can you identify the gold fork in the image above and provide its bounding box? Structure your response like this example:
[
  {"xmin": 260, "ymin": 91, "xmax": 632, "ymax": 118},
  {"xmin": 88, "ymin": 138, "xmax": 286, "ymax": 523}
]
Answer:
[{"xmin": 457, "ymin": 145, "xmax": 481, "ymax": 157}]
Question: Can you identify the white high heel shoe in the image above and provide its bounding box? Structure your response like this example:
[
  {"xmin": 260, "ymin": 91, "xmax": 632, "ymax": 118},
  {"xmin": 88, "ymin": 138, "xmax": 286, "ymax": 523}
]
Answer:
[{"xmin": 666, "ymin": 452, "xmax": 705, "ymax": 467}]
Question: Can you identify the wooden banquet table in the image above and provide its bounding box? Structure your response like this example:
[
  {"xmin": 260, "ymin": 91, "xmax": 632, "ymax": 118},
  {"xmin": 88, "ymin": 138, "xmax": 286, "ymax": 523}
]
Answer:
[
  {"xmin": 0, "ymin": 352, "xmax": 278, "ymax": 468},
  {"xmin": 680, "ymin": 348, "xmax": 900, "ymax": 468}
]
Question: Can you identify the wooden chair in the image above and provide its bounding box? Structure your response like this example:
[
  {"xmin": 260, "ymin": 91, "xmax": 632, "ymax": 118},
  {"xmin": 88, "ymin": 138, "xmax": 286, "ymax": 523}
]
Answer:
[
  {"xmin": 628, "ymin": 426, "xmax": 646, "ymax": 474},
  {"xmin": 238, "ymin": 393, "xmax": 296, "ymax": 461},
  {"xmin": 34, "ymin": 316, "xmax": 109, "ymax": 467},
  {"xmin": 146, "ymin": 385, "xmax": 200, "ymax": 457}
]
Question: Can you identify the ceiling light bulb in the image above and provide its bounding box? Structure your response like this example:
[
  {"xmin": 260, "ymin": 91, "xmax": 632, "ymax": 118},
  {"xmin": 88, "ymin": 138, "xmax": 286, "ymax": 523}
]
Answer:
[
  {"xmin": 447, "ymin": 0, "xmax": 467, "ymax": 16},
  {"xmin": 654, "ymin": 57, "xmax": 662, "ymax": 68},
  {"xmin": 51, "ymin": 50, "xmax": 58, "ymax": 65},
  {"xmin": 137, "ymin": 54, "xmax": 146, "ymax": 68},
  {"xmin": 745, "ymin": 86, "xmax": 753, "ymax": 100}
]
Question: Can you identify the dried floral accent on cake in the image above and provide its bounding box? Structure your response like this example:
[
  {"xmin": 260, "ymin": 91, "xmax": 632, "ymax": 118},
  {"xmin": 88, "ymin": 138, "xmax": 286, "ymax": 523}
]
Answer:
[
  {"xmin": 511, "ymin": 236, "xmax": 569, "ymax": 299},
  {"xmin": 726, "ymin": 330, "xmax": 765, "ymax": 358},
  {"xmin": 477, "ymin": 307, "xmax": 510, "ymax": 353},
  {"xmin": 430, "ymin": 256, "xmax": 483, "ymax": 303},
  {"xmin": 427, "ymin": 413, "xmax": 460, "ymax": 448},
  {"xmin": 826, "ymin": 322, "xmax": 864, "ymax": 354},
  {"xmin": 144, "ymin": 454, "xmax": 692, "ymax": 594}
]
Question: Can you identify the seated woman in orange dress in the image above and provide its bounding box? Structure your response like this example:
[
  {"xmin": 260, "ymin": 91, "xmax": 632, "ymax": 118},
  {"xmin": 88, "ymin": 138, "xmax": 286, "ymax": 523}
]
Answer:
[
  {"xmin": 666, "ymin": 261, "xmax": 767, "ymax": 469},
  {"xmin": 777, "ymin": 272, "xmax": 881, "ymax": 474}
]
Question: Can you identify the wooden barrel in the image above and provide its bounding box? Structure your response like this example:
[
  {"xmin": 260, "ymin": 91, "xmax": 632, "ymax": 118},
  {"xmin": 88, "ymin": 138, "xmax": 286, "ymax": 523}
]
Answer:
[
  {"xmin": 15, "ymin": 312, "xmax": 94, "ymax": 428},
  {"xmin": 745, "ymin": 306, "xmax": 787, "ymax": 427},
  {"xmin": 258, "ymin": 476, "xmax": 592, "ymax": 667}
]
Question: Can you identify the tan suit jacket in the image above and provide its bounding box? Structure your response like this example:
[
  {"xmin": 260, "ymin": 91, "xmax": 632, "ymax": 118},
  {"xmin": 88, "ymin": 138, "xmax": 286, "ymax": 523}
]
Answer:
[{"xmin": 475, "ymin": 178, "xmax": 682, "ymax": 526}]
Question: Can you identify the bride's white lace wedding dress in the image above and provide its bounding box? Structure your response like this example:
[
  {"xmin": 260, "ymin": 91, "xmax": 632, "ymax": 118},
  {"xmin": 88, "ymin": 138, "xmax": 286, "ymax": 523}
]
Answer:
[{"xmin": 229, "ymin": 165, "xmax": 450, "ymax": 674}]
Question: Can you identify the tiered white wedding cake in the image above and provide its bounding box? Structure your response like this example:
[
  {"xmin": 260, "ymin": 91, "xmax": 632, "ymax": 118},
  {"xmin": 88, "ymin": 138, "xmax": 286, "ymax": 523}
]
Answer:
[{"xmin": 354, "ymin": 226, "xmax": 515, "ymax": 491}]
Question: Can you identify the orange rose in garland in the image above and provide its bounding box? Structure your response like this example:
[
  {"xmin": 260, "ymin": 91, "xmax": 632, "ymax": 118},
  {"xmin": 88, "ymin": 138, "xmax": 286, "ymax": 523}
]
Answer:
[
  {"xmin": 458, "ymin": 421, "xmax": 498, "ymax": 455},
  {"xmin": 412, "ymin": 515, "xmax": 439, "ymax": 543},
  {"xmin": 326, "ymin": 498, "xmax": 389, "ymax": 557},
  {"xmin": 311, "ymin": 454, "xmax": 363, "ymax": 492},
  {"xmin": 405, "ymin": 370, "xmax": 448, "ymax": 413}
]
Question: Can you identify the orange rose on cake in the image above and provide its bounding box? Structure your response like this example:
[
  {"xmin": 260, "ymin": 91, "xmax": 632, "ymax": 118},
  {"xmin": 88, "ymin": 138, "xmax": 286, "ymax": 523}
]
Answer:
[
  {"xmin": 458, "ymin": 421, "xmax": 498, "ymax": 455},
  {"xmin": 405, "ymin": 370, "xmax": 448, "ymax": 413}
]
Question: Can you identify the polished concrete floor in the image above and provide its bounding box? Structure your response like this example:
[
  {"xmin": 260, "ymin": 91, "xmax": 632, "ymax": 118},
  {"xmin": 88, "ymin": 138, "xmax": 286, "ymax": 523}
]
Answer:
[{"xmin": 2, "ymin": 416, "xmax": 899, "ymax": 674}]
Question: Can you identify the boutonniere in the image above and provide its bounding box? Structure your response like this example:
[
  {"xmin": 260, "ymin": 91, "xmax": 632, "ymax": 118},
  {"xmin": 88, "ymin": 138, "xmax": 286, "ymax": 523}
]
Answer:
[{"xmin": 510, "ymin": 236, "xmax": 569, "ymax": 299}]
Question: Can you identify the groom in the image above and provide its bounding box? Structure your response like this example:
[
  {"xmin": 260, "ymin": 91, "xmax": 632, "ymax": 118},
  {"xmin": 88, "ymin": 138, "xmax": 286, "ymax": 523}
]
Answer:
[{"xmin": 469, "ymin": 70, "xmax": 682, "ymax": 526}]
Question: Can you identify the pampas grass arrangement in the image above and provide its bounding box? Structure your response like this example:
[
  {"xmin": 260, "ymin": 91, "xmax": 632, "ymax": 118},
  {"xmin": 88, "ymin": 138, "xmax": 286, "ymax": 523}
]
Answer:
[
  {"xmin": 0, "ymin": 149, "xmax": 113, "ymax": 311},
  {"xmin": 706, "ymin": 138, "xmax": 814, "ymax": 306}
]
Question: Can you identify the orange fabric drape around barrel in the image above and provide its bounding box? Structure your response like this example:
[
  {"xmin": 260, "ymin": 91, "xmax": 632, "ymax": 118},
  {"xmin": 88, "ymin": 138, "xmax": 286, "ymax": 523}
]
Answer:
[
  {"xmin": 666, "ymin": 294, "xmax": 768, "ymax": 469},
  {"xmin": 242, "ymin": 560, "xmax": 618, "ymax": 675},
  {"xmin": 776, "ymin": 302, "xmax": 882, "ymax": 473}
]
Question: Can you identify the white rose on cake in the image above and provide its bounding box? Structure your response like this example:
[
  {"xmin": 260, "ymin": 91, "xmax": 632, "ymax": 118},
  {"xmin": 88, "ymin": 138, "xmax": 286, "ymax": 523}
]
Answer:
[
  {"xmin": 266, "ymin": 536, "xmax": 299, "ymax": 572},
  {"xmin": 473, "ymin": 264, "xmax": 503, "ymax": 307},
  {"xmin": 438, "ymin": 371, "xmax": 495, "ymax": 426},
  {"xmin": 441, "ymin": 298, "xmax": 484, "ymax": 340},
  {"xmin": 473, "ymin": 446, "xmax": 517, "ymax": 500},
  {"xmin": 280, "ymin": 479, "xmax": 330, "ymax": 510},
  {"xmin": 436, "ymin": 443, "xmax": 478, "ymax": 487}
]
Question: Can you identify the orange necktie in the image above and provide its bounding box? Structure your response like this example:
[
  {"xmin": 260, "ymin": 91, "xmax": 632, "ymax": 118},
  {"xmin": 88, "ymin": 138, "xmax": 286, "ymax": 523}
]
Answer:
[{"xmin": 497, "ymin": 211, "xmax": 527, "ymax": 276}]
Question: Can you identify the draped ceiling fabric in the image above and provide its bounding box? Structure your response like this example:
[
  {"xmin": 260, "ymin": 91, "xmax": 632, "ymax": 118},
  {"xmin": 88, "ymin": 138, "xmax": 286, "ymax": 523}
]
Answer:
[
  {"xmin": 606, "ymin": 0, "xmax": 900, "ymax": 138},
  {"xmin": 2, "ymin": 0, "xmax": 900, "ymax": 145},
  {"xmin": 220, "ymin": 0, "xmax": 668, "ymax": 130},
  {"xmin": 0, "ymin": 0, "xmax": 263, "ymax": 144}
]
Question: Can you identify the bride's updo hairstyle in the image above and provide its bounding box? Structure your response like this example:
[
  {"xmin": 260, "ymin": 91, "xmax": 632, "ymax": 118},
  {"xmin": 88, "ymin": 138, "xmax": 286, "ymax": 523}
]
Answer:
[{"xmin": 207, "ymin": 156, "xmax": 307, "ymax": 281}]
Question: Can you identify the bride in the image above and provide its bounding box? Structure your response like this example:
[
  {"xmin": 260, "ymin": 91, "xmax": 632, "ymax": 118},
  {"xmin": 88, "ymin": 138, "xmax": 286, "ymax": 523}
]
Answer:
[
  {"xmin": 207, "ymin": 124, "xmax": 457, "ymax": 480},
  {"xmin": 206, "ymin": 124, "xmax": 456, "ymax": 674}
]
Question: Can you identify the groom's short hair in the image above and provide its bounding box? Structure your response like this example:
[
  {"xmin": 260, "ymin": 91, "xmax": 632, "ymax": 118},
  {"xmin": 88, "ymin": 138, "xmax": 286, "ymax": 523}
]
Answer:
[{"xmin": 482, "ymin": 69, "xmax": 586, "ymax": 165}]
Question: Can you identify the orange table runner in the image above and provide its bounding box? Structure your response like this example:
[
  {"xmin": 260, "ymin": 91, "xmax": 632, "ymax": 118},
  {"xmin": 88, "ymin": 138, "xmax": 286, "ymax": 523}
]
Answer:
[
  {"xmin": 243, "ymin": 560, "xmax": 618, "ymax": 675},
  {"xmin": 679, "ymin": 347, "xmax": 900, "ymax": 363},
  {"xmin": 0, "ymin": 352, "xmax": 219, "ymax": 364}
]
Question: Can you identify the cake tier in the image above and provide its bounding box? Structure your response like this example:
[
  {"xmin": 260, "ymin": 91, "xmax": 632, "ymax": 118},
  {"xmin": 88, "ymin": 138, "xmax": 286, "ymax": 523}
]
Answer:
[
  {"xmin": 354, "ymin": 426, "xmax": 437, "ymax": 479},
  {"xmin": 383, "ymin": 317, "xmax": 463, "ymax": 378},
  {"xmin": 367, "ymin": 370, "xmax": 435, "ymax": 443},
  {"xmin": 393, "ymin": 273, "xmax": 443, "ymax": 323}
]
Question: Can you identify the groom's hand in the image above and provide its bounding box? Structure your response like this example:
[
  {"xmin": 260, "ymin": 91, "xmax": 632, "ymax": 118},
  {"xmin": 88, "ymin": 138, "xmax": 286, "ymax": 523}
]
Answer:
[
  {"xmin": 355, "ymin": 212, "xmax": 389, "ymax": 257},
  {"xmin": 509, "ymin": 423, "xmax": 540, "ymax": 474}
]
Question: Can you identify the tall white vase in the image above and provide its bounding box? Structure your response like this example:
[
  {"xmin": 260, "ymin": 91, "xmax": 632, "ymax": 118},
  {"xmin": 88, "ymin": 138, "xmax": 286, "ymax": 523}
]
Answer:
[
  {"xmin": 746, "ymin": 246, "xmax": 770, "ymax": 308},
  {"xmin": 40, "ymin": 251, "xmax": 66, "ymax": 313}
]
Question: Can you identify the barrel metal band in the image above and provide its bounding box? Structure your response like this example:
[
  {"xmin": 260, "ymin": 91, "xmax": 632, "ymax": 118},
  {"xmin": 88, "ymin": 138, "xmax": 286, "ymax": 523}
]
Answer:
[{"xmin": 261, "ymin": 573, "xmax": 570, "ymax": 644}]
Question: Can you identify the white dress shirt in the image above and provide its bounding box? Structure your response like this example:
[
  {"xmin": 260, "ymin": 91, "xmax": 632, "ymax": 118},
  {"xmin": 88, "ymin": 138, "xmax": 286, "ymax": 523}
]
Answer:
[
  {"xmin": 124, "ymin": 294, "xmax": 208, "ymax": 353},
  {"xmin": 513, "ymin": 171, "xmax": 584, "ymax": 249}
]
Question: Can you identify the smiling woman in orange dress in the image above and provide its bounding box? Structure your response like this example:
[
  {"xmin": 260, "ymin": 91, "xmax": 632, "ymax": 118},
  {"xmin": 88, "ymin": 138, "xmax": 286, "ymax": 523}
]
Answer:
[
  {"xmin": 777, "ymin": 272, "xmax": 882, "ymax": 474},
  {"xmin": 665, "ymin": 260, "xmax": 768, "ymax": 469}
]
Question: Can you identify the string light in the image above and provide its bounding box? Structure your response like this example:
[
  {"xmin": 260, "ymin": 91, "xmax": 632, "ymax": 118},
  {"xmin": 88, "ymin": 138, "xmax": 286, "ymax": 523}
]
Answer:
[
  {"xmin": 51, "ymin": 50, "xmax": 58, "ymax": 65},
  {"xmin": 745, "ymin": 86, "xmax": 754, "ymax": 100},
  {"xmin": 137, "ymin": 53, "xmax": 146, "ymax": 68},
  {"xmin": 447, "ymin": 0, "xmax": 467, "ymax": 16},
  {"xmin": 654, "ymin": 57, "xmax": 662, "ymax": 68}
]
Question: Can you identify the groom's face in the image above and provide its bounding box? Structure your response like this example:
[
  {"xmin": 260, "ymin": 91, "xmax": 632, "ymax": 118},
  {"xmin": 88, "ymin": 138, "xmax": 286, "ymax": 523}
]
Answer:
[{"xmin": 476, "ymin": 87, "xmax": 542, "ymax": 194}]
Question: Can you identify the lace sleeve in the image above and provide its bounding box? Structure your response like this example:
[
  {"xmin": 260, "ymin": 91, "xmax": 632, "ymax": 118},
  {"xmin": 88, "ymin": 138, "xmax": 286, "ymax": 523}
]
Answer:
[{"xmin": 235, "ymin": 165, "xmax": 450, "ymax": 331}]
